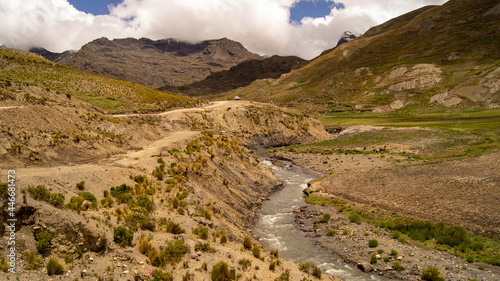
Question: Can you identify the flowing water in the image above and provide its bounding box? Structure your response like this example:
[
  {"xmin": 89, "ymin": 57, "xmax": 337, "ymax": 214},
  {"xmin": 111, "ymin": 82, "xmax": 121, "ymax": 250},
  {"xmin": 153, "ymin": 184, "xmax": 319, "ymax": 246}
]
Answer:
[{"xmin": 254, "ymin": 157, "xmax": 386, "ymax": 281}]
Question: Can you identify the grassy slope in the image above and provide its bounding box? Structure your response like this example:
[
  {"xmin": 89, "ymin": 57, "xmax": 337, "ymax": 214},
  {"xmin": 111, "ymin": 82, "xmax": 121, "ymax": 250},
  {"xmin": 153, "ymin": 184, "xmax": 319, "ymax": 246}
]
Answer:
[
  {"xmin": 230, "ymin": 0, "xmax": 500, "ymax": 113},
  {"xmin": 0, "ymin": 47, "xmax": 200, "ymax": 113}
]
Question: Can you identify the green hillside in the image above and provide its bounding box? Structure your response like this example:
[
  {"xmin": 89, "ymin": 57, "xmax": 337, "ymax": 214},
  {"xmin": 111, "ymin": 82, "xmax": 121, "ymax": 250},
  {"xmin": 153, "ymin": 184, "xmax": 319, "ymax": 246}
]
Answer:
[
  {"xmin": 229, "ymin": 0, "xmax": 500, "ymax": 114},
  {"xmin": 0, "ymin": 47, "xmax": 200, "ymax": 113}
]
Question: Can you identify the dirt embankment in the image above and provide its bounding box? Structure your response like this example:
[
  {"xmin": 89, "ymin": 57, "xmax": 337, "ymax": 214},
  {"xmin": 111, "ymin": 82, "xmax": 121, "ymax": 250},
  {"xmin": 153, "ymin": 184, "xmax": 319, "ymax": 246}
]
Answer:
[{"xmin": 0, "ymin": 93, "xmax": 334, "ymax": 280}]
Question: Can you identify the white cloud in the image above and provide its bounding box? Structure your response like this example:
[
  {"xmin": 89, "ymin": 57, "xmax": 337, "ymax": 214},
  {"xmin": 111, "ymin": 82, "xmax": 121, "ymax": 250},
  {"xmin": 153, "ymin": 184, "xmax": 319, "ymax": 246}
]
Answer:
[{"xmin": 0, "ymin": 0, "xmax": 447, "ymax": 59}]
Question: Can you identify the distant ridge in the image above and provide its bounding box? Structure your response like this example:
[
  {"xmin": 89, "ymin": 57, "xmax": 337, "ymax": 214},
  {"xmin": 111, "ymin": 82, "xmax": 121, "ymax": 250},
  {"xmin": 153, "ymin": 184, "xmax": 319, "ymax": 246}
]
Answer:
[{"xmin": 32, "ymin": 37, "xmax": 262, "ymax": 88}]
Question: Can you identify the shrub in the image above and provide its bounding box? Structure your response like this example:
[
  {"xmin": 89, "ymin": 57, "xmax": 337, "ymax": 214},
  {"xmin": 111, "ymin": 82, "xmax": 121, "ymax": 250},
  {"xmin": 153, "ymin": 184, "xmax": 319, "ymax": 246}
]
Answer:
[
  {"xmin": 46, "ymin": 257, "xmax": 64, "ymax": 275},
  {"xmin": 193, "ymin": 226, "xmax": 209, "ymax": 240},
  {"xmin": 252, "ymin": 246, "xmax": 261, "ymax": 259},
  {"xmin": 110, "ymin": 184, "xmax": 131, "ymax": 197},
  {"xmin": 220, "ymin": 234, "xmax": 228, "ymax": 244},
  {"xmin": 152, "ymin": 270, "xmax": 173, "ymax": 281},
  {"xmin": 320, "ymin": 213, "xmax": 331, "ymax": 223},
  {"xmin": 35, "ymin": 231, "xmax": 52, "ymax": 254},
  {"xmin": 135, "ymin": 195, "xmax": 154, "ymax": 213},
  {"xmin": 299, "ymin": 262, "xmax": 311, "ymax": 273},
  {"xmin": 269, "ymin": 260, "xmax": 277, "ymax": 271},
  {"xmin": 195, "ymin": 242, "xmax": 213, "ymax": 252},
  {"xmin": 370, "ymin": 255, "xmax": 378, "ymax": 264},
  {"xmin": 76, "ymin": 181, "xmax": 85, "ymax": 190},
  {"xmin": 166, "ymin": 221, "xmax": 185, "ymax": 234},
  {"xmin": 327, "ymin": 229, "xmax": 336, "ymax": 236},
  {"xmin": 368, "ymin": 239, "xmax": 379, "ymax": 248},
  {"xmin": 393, "ymin": 261, "xmax": 402, "ymax": 271},
  {"xmin": 113, "ymin": 226, "xmax": 134, "ymax": 247},
  {"xmin": 391, "ymin": 249, "xmax": 398, "ymax": 257},
  {"xmin": 349, "ymin": 213, "xmax": 361, "ymax": 224},
  {"xmin": 158, "ymin": 239, "xmax": 189, "ymax": 265},
  {"xmin": 422, "ymin": 266, "xmax": 444, "ymax": 281},
  {"xmin": 78, "ymin": 192, "xmax": 97, "ymax": 202},
  {"xmin": 139, "ymin": 235, "xmax": 153, "ymax": 255},
  {"xmin": 270, "ymin": 249, "xmax": 279, "ymax": 259},
  {"xmin": 239, "ymin": 259, "xmax": 251, "ymax": 270},
  {"xmin": 211, "ymin": 261, "xmax": 233, "ymax": 281},
  {"xmin": 0, "ymin": 254, "xmax": 8, "ymax": 272},
  {"xmin": 28, "ymin": 185, "xmax": 65, "ymax": 208},
  {"xmin": 275, "ymin": 269, "xmax": 290, "ymax": 281},
  {"xmin": 243, "ymin": 236, "xmax": 252, "ymax": 250},
  {"xmin": 312, "ymin": 266, "xmax": 322, "ymax": 279},
  {"xmin": 23, "ymin": 251, "xmax": 42, "ymax": 270}
]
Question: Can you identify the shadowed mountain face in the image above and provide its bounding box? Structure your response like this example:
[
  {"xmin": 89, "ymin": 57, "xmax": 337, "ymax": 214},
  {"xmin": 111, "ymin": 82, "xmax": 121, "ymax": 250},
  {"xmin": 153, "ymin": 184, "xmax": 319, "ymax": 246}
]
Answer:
[
  {"xmin": 32, "ymin": 37, "xmax": 262, "ymax": 88},
  {"xmin": 160, "ymin": 55, "xmax": 308, "ymax": 98},
  {"xmin": 229, "ymin": 0, "xmax": 500, "ymax": 113}
]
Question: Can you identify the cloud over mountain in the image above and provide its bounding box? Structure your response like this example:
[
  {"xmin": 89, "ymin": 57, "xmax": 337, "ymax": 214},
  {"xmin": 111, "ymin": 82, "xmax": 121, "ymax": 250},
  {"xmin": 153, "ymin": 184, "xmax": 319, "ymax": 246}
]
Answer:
[{"xmin": 0, "ymin": 0, "xmax": 446, "ymax": 59}]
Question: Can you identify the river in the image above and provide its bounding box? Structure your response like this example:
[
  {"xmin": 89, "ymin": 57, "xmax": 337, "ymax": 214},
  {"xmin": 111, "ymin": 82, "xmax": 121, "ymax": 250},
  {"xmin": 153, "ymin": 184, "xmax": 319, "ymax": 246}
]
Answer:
[{"xmin": 254, "ymin": 156, "xmax": 386, "ymax": 281}]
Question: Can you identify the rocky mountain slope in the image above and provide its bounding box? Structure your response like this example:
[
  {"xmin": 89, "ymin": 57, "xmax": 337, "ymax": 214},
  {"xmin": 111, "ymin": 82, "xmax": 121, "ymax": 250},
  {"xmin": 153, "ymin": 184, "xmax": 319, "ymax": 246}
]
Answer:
[
  {"xmin": 0, "ymin": 47, "xmax": 334, "ymax": 280},
  {"xmin": 229, "ymin": 0, "xmax": 500, "ymax": 113},
  {"xmin": 161, "ymin": 55, "xmax": 308, "ymax": 98},
  {"xmin": 32, "ymin": 37, "xmax": 262, "ymax": 88}
]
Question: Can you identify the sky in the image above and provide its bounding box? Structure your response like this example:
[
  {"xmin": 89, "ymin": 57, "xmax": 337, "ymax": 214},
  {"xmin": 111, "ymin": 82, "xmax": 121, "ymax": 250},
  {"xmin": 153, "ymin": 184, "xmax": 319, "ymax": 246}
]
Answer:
[{"xmin": 0, "ymin": 0, "xmax": 448, "ymax": 59}]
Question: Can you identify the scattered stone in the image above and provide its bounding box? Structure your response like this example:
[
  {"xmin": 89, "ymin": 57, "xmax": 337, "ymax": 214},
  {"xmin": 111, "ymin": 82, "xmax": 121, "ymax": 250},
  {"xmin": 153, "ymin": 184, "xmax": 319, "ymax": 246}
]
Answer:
[{"xmin": 357, "ymin": 262, "xmax": 373, "ymax": 272}]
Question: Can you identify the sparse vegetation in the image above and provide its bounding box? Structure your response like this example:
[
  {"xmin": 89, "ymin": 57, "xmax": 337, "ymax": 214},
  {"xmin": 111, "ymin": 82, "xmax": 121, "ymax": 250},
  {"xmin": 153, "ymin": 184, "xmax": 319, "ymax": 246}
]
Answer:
[
  {"xmin": 243, "ymin": 236, "xmax": 252, "ymax": 250},
  {"xmin": 368, "ymin": 239, "xmax": 379, "ymax": 248},
  {"xmin": 422, "ymin": 266, "xmax": 444, "ymax": 281},
  {"xmin": 113, "ymin": 226, "xmax": 134, "ymax": 247},
  {"xmin": 46, "ymin": 257, "xmax": 64, "ymax": 275},
  {"xmin": 211, "ymin": 261, "xmax": 234, "ymax": 281},
  {"xmin": 35, "ymin": 231, "xmax": 52, "ymax": 255}
]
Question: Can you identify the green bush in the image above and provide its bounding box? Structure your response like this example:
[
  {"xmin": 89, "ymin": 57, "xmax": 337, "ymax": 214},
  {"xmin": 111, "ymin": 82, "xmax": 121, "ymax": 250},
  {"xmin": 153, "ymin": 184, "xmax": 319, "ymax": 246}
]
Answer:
[
  {"xmin": 151, "ymin": 239, "xmax": 189, "ymax": 267},
  {"xmin": 135, "ymin": 195, "xmax": 154, "ymax": 213},
  {"xmin": 422, "ymin": 266, "xmax": 444, "ymax": 281},
  {"xmin": 35, "ymin": 231, "xmax": 52, "ymax": 254},
  {"xmin": 76, "ymin": 181, "xmax": 85, "ymax": 190},
  {"xmin": 349, "ymin": 213, "xmax": 361, "ymax": 224},
  {"xmin": 327, "ymin": 229, "xmax": 336, "ymax": 236},
  {"xmin": 252, "ymin": 246, "xmax": 261, "ymax": 259},
  {"xmin": 195, "ymin": 242, "xmax": 213, "ymax": 252},
  {"xmin": 110, "ymin": 184, "xmax": 131, "ymax": 197},
  {"xmin": 193, "ymin": 226, "xmax": 209, "ymax": 240},
  {"xmin": 299, "ymin": 262, "xmax": 311, "ymax": 273},
  {"xmin": 113, "ymin": 226, "xmax": 134, "ymax": 247},
  {"xmin": 368, "ymin": 239, "xmax": 379, "ymax": 248},
  {"xmin": 28, "ymin": 185, "xmax": 65, "ymax": 208},
  {"xmin": 243, "ymin": 236, "xmax": 252, "ymax": 250},
  {"xmin": 370, "ymin": 255, "xmax": 378, "ymax": 264},
  {"xmin": 320, "ymin": 213, "xmax": 331, "ymax": 223},
  {"xmin": 46, "ymin": 257, "xmax": 64, "ymax": 275},
  {"xmin": 78, "ymin": 192, "xmax": 97, "ymax": 202},
  {"xmin": 211, "ymin": 261, "xmax": 234, "ymax": 281}
]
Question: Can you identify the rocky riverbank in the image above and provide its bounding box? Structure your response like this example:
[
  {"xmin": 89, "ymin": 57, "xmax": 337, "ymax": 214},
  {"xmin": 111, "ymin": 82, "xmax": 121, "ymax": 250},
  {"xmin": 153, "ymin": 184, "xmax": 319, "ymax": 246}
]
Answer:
[{"xmin": 293, "ymin": 202, "xmax": 500, "ymax": 281}]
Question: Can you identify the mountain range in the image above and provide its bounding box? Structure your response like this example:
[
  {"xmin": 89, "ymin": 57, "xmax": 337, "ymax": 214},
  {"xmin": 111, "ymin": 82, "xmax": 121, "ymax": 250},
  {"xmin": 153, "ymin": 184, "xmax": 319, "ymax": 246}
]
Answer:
[{"xmin": 32, "ymin": 37, "xmax": 262, "ymax": 89}]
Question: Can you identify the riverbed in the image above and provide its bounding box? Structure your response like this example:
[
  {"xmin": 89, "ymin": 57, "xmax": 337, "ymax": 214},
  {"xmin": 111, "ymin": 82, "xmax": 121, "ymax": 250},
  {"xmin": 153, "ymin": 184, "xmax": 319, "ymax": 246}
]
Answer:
[{"xmin": 254, "ymin": 156, "xmax": 385, "ymax": 280}]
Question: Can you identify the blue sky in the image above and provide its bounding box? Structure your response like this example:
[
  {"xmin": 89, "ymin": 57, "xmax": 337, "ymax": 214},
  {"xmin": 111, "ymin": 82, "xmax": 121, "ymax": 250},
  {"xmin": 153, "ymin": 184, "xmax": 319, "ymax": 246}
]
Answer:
[{"xmin": 69, "ymin": 0, "xmax": 122, "ymax": 15}]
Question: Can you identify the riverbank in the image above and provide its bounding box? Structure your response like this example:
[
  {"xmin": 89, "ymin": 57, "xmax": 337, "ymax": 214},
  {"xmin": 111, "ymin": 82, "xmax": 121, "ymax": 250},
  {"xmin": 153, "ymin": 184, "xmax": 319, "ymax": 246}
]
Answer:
[
  {"xmin": 266, "ymin": 150, "xmax": 500, "ymax": 280},
  {"xmin": 294, "ymin": 204, "xmax": 499, "ymax": 280}
]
